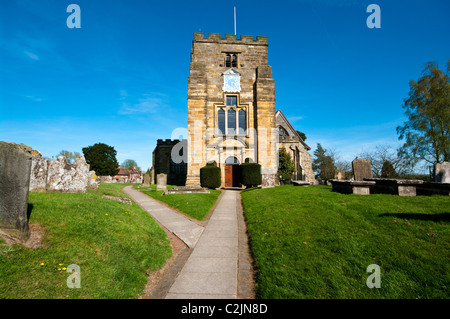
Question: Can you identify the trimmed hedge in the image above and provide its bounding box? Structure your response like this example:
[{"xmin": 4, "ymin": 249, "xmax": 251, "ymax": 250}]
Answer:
[
  {"xmin": 240, "ymin": 163, "xmax": 262, "ymax": 187},
  {"xmin": 200, "ymin": 164, "xmax": 221, "ymax": 189}
]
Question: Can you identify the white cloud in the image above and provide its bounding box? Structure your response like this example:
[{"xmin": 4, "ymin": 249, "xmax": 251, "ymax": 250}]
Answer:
[
  {"xmin": 287, "ymin": 116, "xmax": 304, "ymax": 122},
  {"xmin": 23, "ymin": 51, "xmax": 39, "ymax": 60},
  {"xmin": 25, "ymin": 95, "xmax": 45, "ymax": 102},
  {"xmin": 118, "ymin": 93, "xmax": 168, "ymax": 115}
]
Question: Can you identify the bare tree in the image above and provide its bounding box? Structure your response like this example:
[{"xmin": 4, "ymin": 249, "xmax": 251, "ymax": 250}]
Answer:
[{"xmin": 357, "ymin": 145, "xmax": 413, "ymax": 177}]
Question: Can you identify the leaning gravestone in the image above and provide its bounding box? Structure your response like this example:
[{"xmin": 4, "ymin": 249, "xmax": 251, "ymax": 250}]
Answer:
[
  {"xmin": 434, "ymin": 162, "xmax": 450, "ymax": 183},
  {"xmin": 0, "ymin": 141, "xmax": 32, "ymax": 241},
  {"xmin": 352, "ymin": 159, "xmax": 373, "ymax": 181},
  {"xmin": 156, "ymin": 173, "xmax": 167, "ymax": 191},
  {"xmin": 142, "ymin": 173, "xmax": 150, "ymax": 187}
]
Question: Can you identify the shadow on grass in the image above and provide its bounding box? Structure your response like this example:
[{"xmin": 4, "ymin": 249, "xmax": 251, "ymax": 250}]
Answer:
[
  {"xmin": 241, "ymin": 187, "xmax": 261, "ymax": 194},
  {"xmin": 379, "ymin": 212, "xmax": 450, "ymax": 223}
]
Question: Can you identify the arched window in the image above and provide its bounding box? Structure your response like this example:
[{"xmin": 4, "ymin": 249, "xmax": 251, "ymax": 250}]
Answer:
[
  {"xmin": 232, "ymin": 54, "xmax": 237, "ymax": 67},
  {"xmin": 238, "ymin": 109, "xmax": 246, "ymax": 134},
  {"xmin": 278, "ymin": 126, "xmax": 289, "ymax": 141},
  {"xmin": 218, "ymin": 109, "xmax": 225, "ymax": 135},
  {"xmin": 225, "ymin": 54, "xmax": 231, "ymax": 67},
  {"xmin": 225, "ymin": 156, "xmax": 239, "ymax": 164},
  {"xmin": 227, "ymin": 109, "xmax": 236, "ymax": 134}
]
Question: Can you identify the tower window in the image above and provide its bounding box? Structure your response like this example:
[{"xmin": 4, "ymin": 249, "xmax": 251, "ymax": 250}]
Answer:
[
  {"xmin": 218, "ymin": 109, "xmax": 225, "ymax": 134},
  {"xmin": 232, "ymin": 54, "xmax": 237, "ymax": 67},
  {"xmin": 227, "ymin": 109, "xmax": 236, "ymax": 134},
  {"xmin": 226, "ymin": 95, "xmax": 237, "ymax": 106},
  {"xmin": 225, "ymin": 54, "xmax": 231, "ymax": 67},
  {"xmin": 225, "ymin": 54, "xmax": 238, "ymax": 68},
  {"xmin": 238, "ymin": 109, "xmax": 246, "ymax": 134}
]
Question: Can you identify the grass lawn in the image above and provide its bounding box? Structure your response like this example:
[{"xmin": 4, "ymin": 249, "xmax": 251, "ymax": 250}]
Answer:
[
  {"xmin": 137, "ymin": 184, "xmax": 221, "ymax": 221},
  {"xmin": 0, "ymin": 183, "xmax": 172, "ymax": 299},
  {"xmin": 241, "ymin": 185, "xmax": 450, "ymax": 299}
]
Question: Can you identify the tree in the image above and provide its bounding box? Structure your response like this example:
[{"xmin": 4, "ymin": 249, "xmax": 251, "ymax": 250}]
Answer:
[
  {"xmin": 121, "ymin": 159, "xmax": 141, "ymax": 171},
  {"xmin": 296, "ymin": 130, "xmax": 307, "ymax": 141},
  {"xmin": 312, "ymin": 143, "xmax": 336, "ymax": 181},
  {"xmin": 277, "ymin": 148, "xmax": 295, "ymax": 183},
  {"xmin": 57, "ymin": 150, "xmax": 81, "ymax": 163},
  {"xmin": 397, "ymin": 59, "xmax": 450, "ymax": 164},
  {"xmin": 357, "ymin": 145, "xmax": 413, "ymax": 177},
  {"xmin": 381, "ymin": 160, "xmax": 399, "ymax": 178},
  {"xmin": 82, "ymin": 143, "xmax": 119, "ymax": 176}
]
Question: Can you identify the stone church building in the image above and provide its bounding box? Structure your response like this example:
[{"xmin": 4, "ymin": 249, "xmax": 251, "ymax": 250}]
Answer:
[{"xmin": 151, "ymin": 32, "xmax": 314, "ymax": 188}]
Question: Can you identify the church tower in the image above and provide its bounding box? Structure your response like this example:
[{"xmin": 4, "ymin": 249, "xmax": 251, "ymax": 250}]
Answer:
[{"xmin": 185, "ymin": 33, "xmax": 278, "ymax": 188}]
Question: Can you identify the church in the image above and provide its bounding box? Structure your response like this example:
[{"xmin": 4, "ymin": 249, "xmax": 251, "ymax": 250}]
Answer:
[{"xmin": 151, "ymin": 32, "xmax": 314, "ymax": 188}]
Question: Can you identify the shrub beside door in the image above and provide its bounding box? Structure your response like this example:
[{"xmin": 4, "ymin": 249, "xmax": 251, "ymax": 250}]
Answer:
[
  {"xmin": 200, "ymin": 164, "xmax": 221, "ymax": 189},
  {"xmin": 240, "ymin": 163, "xmax": 262, "ymax": 188}
]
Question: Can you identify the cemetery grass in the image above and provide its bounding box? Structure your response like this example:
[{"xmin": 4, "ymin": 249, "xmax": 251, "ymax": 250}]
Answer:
[
  {"xmin": 137, "ymin": 184, "xmax": 221, "ymax": 221},
  {"xmin": 241, "ymin": 185, "xmax": 450, "ymax": 299},
  {"xmin": 0, "ymin": 183, "xmax": 172, "ymax": 299}
]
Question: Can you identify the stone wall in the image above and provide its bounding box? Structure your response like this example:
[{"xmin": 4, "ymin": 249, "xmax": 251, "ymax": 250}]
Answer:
[
  {"xmin": 29, "ymin": 151, "xmax": 98, "ymax": 193},
  {"xmin": 29, "ymin": 150, "xmax": 48, "ymax": 192}
]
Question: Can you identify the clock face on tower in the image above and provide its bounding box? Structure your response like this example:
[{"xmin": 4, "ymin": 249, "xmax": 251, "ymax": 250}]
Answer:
[{"xmin": 222, "ymin": 69, "xmax": 241, "ymax": 92}]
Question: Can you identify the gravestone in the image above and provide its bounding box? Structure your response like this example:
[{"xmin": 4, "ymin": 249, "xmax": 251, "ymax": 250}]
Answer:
[
  {"xmin": 157, "ymin": 173, "xmax": 167, "ymax": 191},
  {"xmin": 434, "ymin": 162, "xmax": 450, "ymax": 183},
  {"xmin": 0, "ymin": 141, "xmax": 32, "ymax": 241},
  {"xmin": 87, "ymin": 171, "xmax": 99, "ymax": 190},
  {"xmin": 142, "ymin": 173, "xmax": 150, "ymax": 187},
  {"xmin": 352, "ymin": 159, "xmax": 373, "ymax": 181}
]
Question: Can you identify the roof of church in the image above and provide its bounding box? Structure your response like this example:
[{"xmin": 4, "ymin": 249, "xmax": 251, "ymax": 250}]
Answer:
[{"xmin": 275, "ymin": 110, "xmax": 311, "ymax": 151}]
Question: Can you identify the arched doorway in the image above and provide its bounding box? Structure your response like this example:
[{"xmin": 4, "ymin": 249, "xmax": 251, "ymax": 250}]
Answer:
[{"xmin": 224, "ymin": 156, "xmax": 241, "ymax": 187}]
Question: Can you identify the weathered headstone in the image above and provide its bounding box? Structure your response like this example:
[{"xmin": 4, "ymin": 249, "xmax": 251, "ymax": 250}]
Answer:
[
  {"xmin": 156, "ymin": 173, "xmax": 167, "ymax": 191},
  {"xmin": 87, "ymin": 170, "xmax": 99, "ymax": 190},
  {"xmin": 434, "ymin": 162, "xmax": 450, "ymax": 183},
  {"xmin": 0, "ymin": 141, "xmax": 32, "ymax": 241},
  {"xmin": 142, "ymin": 173, "xmax": 150, "ymax": 187},
  {"xmin": 352, "ymin": 159, "xmax": 373, "ymax": 181}
]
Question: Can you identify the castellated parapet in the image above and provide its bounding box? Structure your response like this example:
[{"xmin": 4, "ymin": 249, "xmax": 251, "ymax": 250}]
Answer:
[{"xmin": 193, "ymin": 33, "xmax": 268, "ymax": 45}]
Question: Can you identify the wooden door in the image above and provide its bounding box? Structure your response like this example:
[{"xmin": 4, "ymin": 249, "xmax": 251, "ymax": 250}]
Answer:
[{"xmin": 225, "ymin": 165, "xmax": 233, "ymax": 187}]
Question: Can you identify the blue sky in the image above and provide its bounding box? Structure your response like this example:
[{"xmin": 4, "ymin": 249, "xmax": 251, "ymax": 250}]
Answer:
[{"xmin": 1, "ymin": 0, "xmax": 449, "ymax": 171}]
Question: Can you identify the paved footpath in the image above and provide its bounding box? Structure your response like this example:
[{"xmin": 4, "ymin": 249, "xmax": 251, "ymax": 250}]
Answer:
[
  {"xmin": 123, "ymin": 186, "xmax": 240, "ymax": 299},
  {"xmin": 122, "ymin": 186, "xmax": 204, "ymax": 248},
  {"xmin": 166, "ymin": 190, "xmax": 239, "ymax": 299}
]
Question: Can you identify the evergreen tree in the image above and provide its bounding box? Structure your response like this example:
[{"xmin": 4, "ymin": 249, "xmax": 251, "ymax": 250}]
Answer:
[
  {"xmin": 381, "ymin": 160, "xmax": 399, "ymax": 178},
  {"xmin": 312, "ymin": 143, "xmax": 336, "ymax": 181},
  {"xmin": 278, "ymin": 148, "xmax": 295, "ymax": 183},
  {"xmin": 82, "ymin": 143, "xmax": 119, "ymax": 176}
]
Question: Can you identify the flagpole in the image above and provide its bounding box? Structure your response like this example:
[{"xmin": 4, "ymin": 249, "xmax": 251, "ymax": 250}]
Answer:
[{"xmin": 234, "ymin": 6, "xmax": 236, "ymax": 35}]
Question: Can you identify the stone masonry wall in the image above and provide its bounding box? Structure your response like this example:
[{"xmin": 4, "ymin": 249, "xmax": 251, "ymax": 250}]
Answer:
[{"xmin": 29, "ymin": 151, "xmax": 97, "ymax": 193}]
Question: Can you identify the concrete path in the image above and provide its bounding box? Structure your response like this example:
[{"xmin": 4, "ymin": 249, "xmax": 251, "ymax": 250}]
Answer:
[
  {"xmin": 165, "ymin": 190, "xmax": 239, "ymax": 299},
  {"xmin": 123, "ymin": 186, "xmax": 246, "ymax": 299},
  {"xmin": 122, "ymin": 186, "xmax": 204, "ymax": 248}
]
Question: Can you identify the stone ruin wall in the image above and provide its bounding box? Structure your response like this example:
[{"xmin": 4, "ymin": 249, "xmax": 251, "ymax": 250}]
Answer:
[{"xmin": 29, "ymin": 150, "xmax": 98, "ymax": 193}]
